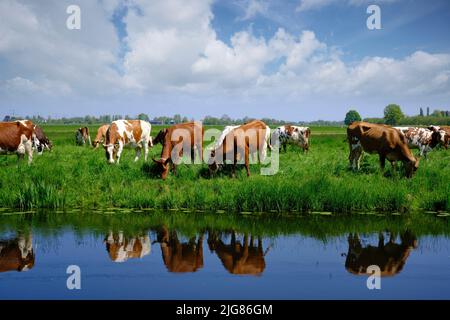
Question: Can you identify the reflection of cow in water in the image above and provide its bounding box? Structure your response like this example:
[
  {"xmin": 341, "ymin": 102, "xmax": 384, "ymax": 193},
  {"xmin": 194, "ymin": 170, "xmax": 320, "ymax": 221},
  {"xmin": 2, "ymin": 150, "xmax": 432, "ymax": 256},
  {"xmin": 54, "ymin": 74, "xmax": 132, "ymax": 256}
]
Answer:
[
  {"xmin": 0, "ymin": 233, "xmax": 34, "ymax": 273},
  {"xmin": 156, "ymin": 227, "xmax": 204, "ymax": 273},
  {"xmin": 208, "ymin": 231, "xmax": 268, "ymax": 276},
  {"xmin": 345, "ymin": 231, "xmax": 417, "ymax": 277},
  {"xmin": 104, "ymin": 231, "xmax": 151, "ymax": 263}
]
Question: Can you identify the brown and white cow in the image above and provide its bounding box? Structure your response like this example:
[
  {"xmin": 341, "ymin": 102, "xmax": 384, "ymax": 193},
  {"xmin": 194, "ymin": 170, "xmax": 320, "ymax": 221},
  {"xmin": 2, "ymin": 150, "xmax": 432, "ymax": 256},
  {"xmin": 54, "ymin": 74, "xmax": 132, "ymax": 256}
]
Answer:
[
  {"xmin": 152, "ymin": 122, "xmax": 204, "ymax": 180},
  {"xmin": 208, "ymin": 231, "xmax": 267, "ymax": 276},
  {"xmin": 345, "ymin": 231, "xmax": 417, "ymax": 277},
  {"xmin": 394, "ymin": 126, "xmax": 445, "ymax": 158},
  {"xmin": 0, "ymin": 233, "xmax": 34, "ymax": 273},
  {"xmin": 75, "ymin": 127, "xmax": 91, "ymax": 146},
  {"xmin": 209, "ymin": 120, "xmax": 269, "ymax": 177},
  {"xmin": 271, "ymin": 125, "xmax": 310, "ymax": 152},
  {"xmin": 34, "ymin": 125, "xmax": 52, "ymax": 154},
  {"xmin": 0, "ymin": 121, "xmax": 39, "ymax": 164},
  {"xmin": 104, "ymin": 120, "xmax": 153, "ymax": 164},
  {"xmin": 104, "ymin": 231, "xmax": 151, "ymax": 263},
  {"xmin": 92, "ymin": 124, "xmax": 110, "ymax": 149},
  {"xmin": 347, "ymin": 122, "xmax": 419, "ymax": 178}
]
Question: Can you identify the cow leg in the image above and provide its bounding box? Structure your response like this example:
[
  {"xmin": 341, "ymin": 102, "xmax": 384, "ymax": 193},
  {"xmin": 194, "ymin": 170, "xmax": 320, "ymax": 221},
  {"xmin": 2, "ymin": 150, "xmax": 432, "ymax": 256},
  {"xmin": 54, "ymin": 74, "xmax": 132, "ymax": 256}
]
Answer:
[
  {"xmin": 245, "ymin": 146, "xmax": 250, "ymax": 177},
  {"xmin": 143, "ymin": 141, "xmax": 149, "ymax": 162},
  {"xmin": 379, "ymin": 154, "xmax": 386, "ymax": 171},
  {"xmin": 116, "ymin": 141, "xmax": 124, "ymax": 164},
  {"xmin": 134, "ymin": 147, "xmax": 141, "ymax": 162}
]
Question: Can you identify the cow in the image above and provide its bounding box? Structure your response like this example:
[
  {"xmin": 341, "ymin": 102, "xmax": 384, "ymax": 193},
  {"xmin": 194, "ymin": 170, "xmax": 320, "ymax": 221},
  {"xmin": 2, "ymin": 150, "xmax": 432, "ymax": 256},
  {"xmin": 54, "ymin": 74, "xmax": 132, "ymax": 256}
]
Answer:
[
  {"xmin": 271, "ymin": 125, "xmax": 310, "ymax": 152},
  {"xmin": 0, "ymin": 233, "xmax": 34, "ymax": 273},
  {"xmin": 394, "ymin": 126, "xmax": 445, "ymax": 158},
  {"xmin": 0, "ymin": 120, "xmax": 39, "ymax": 164},
  {"xmin": 16, "ymin": 120, "xmax": 51, "ymax": 154},
  {"xmin": 440, "ymin": 125, "xmax": 450, "ymax": 149},
  {"xmin": 92, "ymin": 124, "xmax": 110, "ymax": 149},
  {"xmin": 207, "ymin": 231, "xmax": 268, "ymax": 276},
  {"xmin": 75, "ymin": 127, "xmax": 91, "ymax": 146},
  {"xmin": 152, "ymin": 122, "xmax": 204, "ymax": 180},
  {"xmin": 215, "ymin": 124, "xmax": 272, "ymax": 154},
  {"xmin": 209, "ymin": 120, "xmax": 270, "ymax": 178},
  {"xmin": 345, "ymin": 231, "xmax": 417, "ymax": 277},
  {"xmin": 347, "ymin": 122, "xmax": 419, "ymax": 178},
  {"xmin": 156, "ymin": 226, "xmax": 204, "ymax": 273},
  {"xmin": 104, "ymin": 231, "xmax": 151, "ymax": 263},
  {"xmin": 104, "ymin": 120, "xmax": 153, "ymax": 164}
]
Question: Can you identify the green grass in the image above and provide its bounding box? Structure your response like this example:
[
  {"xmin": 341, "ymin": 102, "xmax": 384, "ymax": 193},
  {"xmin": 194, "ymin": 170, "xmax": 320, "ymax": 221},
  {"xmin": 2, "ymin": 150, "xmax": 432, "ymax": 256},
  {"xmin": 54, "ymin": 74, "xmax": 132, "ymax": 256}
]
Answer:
[{"xmin": 0, "ymin": 124, "xmax": 448, "ymax": 213}]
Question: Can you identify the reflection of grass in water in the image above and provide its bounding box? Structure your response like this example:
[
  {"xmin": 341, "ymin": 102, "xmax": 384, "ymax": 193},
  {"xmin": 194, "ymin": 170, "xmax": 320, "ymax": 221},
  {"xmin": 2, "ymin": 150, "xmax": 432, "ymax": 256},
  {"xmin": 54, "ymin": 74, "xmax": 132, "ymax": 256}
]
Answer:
[
  {"xmin": 0, "ymin": 211, "xmax": 449, "ymax": 240},
  {"xmin": 0, "ymin": 125, "xmax": 448, "ymax": 213}
]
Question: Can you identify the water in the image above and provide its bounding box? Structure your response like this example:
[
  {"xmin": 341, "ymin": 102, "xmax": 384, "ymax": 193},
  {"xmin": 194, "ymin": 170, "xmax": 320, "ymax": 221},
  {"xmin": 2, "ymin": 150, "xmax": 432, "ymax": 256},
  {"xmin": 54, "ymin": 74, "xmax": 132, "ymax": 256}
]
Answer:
[{"xmin": 0, "ymin": 211, "xmax": 449, "ymax": 299}]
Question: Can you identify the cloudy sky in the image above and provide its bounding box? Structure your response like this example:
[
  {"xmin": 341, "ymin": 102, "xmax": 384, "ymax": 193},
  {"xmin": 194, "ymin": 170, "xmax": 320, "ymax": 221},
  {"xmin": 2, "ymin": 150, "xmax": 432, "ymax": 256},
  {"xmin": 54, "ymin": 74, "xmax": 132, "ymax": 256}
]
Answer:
[{"xmin": 1, "ymin": 0, "xmax": 449, "ymax": 121}]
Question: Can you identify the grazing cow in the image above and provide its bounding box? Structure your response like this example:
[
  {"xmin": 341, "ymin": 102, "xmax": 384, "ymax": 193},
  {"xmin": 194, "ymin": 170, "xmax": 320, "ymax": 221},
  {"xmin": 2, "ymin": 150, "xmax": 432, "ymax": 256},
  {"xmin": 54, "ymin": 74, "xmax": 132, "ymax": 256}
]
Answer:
[
  {"xmin": 345, "ymin": 231, "xmax": 417, "ymax": 277},
  {"xmin": 394, "ymin": 126, "xmax": 445, "ymax": 158},
  {"xmin": 104, "ymin": 120, "xmax": 153, "ymax": 164},
  {"xmin": 75, "ymin": 127, "xmax": 91, "ymax": 146},
  {"xmin": 0, "ymin": 233, "xmax": 34, "ymax": 273},
  {"xmin": 208, "ymin": 231, "xmax": 267, "ymax": 276},
  {"xmin": 92, "ymin": 124, "xmax": 110, "ymax": 149},
  {"xmin": 209, "ymin": 120, "xmax": 270, "ymax": 177},
  {"xmin": 156, "ymin": 227, "xmax": 204, "ymax": 273},
  {"xmin": 104, "ymin": 231, "xmax": 151, "ymax": 263},
  {"xmin": 271, "ymin": 125, "xmax": 310, "ymax": 152},
  {"xmin": 16, "ymin": 120, "xmax": 50, "ymax": 154},
  {"xmin": 0, "ymin": 121, "xmax": 39, "ymax": 164},
  {"xmin": 347, "ymin": 122, "xmax": 419, "ymax": 178},
  {"xmin": 152, "ymin": 122, "xmax": 204, "ymax": 180}
]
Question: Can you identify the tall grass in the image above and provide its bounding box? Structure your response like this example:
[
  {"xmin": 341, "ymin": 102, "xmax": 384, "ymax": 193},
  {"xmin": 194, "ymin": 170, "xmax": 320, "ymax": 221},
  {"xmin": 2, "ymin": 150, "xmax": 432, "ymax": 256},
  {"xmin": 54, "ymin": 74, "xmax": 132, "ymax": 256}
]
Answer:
[{"xmin": 0, "ymin": 125, "xmax": 448, "ymax": 212}]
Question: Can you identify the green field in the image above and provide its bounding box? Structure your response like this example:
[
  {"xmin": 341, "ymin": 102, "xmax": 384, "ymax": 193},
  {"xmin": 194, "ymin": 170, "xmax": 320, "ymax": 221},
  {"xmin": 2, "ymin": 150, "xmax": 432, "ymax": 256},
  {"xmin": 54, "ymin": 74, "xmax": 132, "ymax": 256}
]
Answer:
[{"xmin": 0, "ymin": 124, "xmax": 448, "ymax": 213}]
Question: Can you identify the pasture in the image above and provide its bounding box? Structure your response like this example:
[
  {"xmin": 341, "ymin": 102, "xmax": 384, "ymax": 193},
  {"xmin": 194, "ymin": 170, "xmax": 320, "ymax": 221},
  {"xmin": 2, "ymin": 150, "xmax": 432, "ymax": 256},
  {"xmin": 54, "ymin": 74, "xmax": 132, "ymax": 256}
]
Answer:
[{"xmin": 0, "ymin": 124, "xmax": 448, "ymax": 213}]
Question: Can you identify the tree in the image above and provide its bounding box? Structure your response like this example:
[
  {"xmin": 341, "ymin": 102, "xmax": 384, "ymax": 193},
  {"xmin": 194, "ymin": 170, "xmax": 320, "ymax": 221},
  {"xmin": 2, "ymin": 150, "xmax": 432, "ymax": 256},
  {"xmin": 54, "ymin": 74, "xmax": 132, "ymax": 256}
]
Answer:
[
  {"xmin": 419, "ymin": 107, "xmax": 424, "ymax": 117},
  {"xmin": 427, "ymin": 107, "xmax": 430, "ymax": 116},
  {"xmin": 344, "ymin": 110, "xmax": 362, "ymax": 125},
  {"xmin": 137, "ymin": 113, "xmax": 149, "ymax": 121},
  {"xmin": 384, "ymin": 104, "xmax": 404, "ymax": 125}
]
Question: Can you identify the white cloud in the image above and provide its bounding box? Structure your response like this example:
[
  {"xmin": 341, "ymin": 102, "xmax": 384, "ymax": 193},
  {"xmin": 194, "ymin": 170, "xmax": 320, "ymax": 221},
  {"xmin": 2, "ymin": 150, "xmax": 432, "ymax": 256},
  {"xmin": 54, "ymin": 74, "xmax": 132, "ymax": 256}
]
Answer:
[
  {"xmin": 296, "ymin": 0, "xmax": 400, "ymax": 12},
  {"xmin": 239, "ymin": 0, "xmax": 269, "ymax": 20},
  {"xmin": 0, "ymin": 0, "xmax": 449, "ymax": 118}
]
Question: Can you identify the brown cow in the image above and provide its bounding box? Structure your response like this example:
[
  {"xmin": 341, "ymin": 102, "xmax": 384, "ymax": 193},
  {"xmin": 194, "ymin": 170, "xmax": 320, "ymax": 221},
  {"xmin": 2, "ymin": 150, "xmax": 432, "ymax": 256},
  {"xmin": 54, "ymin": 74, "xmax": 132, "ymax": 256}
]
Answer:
[
  {"xmin": 345, "ymin": 231, "xmax": 417, "ymax": 277},
  {"xmin": 157, "ymin": 226, "xmax": 204, "ymax": 273},
  {"xmin": 347, "ymin": 122, "xmax": 419, "ymax": 178},
  {"xmin": 152, "ymin": 122, "xmax": 204, "ymax": 180},
  {"xmin": 75, "ymin": 127, "xmax": 91, "ymax": 146},
  {"xmin": 438, "ymin": 125, "xmax": 449, "ymax": 149},
  {"xmin": 208, "ymin": 231, "xmax": 267, "ymax": 276},
  {"xmin": 0, "ymin": 233, "xmax": 34, "ymax": 273},
  {"xmin": 104, "ymin": 231, "xmax": 151, "ymax": 263},
  {"xmin": 0, "ymin": 121, "xmax": 38, "ymax": 164},
  {"xmin": 92, "ymin": 124, "xmax": 110, "ymax": 149},
  {"xmin": 209, "ymin": 120, "xmax": 269, "ymax": 177}
]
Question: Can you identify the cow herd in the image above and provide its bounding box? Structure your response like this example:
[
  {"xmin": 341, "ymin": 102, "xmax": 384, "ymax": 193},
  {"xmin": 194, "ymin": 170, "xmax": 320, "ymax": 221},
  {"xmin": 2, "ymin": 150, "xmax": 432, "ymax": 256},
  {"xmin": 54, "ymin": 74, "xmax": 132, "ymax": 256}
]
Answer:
[{"xmin": 0, "ymin": 119, "xmax": 448, "ymax": 179}]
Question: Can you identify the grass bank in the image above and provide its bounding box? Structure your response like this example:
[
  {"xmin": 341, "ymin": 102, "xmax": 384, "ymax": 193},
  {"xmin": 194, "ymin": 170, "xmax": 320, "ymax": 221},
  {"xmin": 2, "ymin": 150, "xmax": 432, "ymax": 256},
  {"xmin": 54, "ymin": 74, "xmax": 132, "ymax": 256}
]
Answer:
[{"xmin": 0, "ymin": 125, "xmax": 448, "ymax": 213}]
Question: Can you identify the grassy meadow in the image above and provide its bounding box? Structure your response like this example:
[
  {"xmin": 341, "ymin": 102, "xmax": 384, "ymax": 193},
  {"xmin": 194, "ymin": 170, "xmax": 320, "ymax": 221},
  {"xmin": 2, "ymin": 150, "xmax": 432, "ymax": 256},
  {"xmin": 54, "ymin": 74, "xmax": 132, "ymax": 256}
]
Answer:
[{"xmin": 0, "ymin": 124, "xmax": 449, "ymax": 213}]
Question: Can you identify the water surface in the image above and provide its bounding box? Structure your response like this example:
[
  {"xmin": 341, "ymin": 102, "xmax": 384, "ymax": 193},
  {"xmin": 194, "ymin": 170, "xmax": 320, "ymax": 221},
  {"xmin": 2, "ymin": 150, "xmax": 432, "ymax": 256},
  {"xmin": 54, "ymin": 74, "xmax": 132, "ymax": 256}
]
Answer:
[{"xmin": 0, "ymin": 211, "xmax": 449, "ymax": 299}]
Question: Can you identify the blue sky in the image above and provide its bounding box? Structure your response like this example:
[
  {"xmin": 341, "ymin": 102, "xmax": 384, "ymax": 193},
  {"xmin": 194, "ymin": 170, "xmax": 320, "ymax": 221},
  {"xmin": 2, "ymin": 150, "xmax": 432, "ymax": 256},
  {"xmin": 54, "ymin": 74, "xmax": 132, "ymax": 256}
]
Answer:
[{"xmin": 1, "ymin": 0, "xmax": 449, "ymax": 121}]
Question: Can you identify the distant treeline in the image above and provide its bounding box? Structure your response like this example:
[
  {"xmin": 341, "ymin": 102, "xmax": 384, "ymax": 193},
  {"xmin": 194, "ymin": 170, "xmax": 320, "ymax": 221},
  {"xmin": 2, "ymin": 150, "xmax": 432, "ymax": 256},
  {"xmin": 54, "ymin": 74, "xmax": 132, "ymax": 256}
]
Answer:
[
  {"xmin": 3, "ymin": 106, "xmax": 449, "ymax": 126},
  {"xmin": 2, "ymin": 113, "xmax": 344, "ymax": 126}
]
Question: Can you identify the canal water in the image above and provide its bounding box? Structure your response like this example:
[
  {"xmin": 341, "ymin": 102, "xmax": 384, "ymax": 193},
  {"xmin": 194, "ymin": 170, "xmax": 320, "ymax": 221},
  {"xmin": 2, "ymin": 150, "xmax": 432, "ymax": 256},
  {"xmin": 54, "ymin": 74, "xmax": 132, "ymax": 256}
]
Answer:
[{"xmin": 0, "ymin": 211, "xmax": 449, "ymax": 299}]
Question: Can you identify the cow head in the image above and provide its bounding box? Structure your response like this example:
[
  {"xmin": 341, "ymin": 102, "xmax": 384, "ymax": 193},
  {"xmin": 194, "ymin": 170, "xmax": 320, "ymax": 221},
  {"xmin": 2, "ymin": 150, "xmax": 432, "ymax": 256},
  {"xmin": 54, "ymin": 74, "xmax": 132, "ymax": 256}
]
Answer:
[
  {"xmin": 208, "ymin": 150, "xmax": 220, "ymax": 174},
  {"xmin": 152, "ymin": 157, "xmax": 171, "ymax": 180},
  {"xmin": 405, "ymin": 157, "xmax": 420, "ymax": 178},
  {"xmin": 428, "ymin": 126, "xmax": 445, "ymax": 148},
  {"xmin": 103, "ymin": 143, "xmax": 117, "ymax": 164}
]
